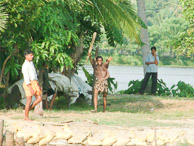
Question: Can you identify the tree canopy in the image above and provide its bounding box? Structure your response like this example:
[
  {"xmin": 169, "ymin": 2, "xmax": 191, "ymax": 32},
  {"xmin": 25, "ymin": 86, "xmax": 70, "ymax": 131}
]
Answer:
[{"xmin": 0, "ymin": 0, "xmax": 144, "ymax": 86}]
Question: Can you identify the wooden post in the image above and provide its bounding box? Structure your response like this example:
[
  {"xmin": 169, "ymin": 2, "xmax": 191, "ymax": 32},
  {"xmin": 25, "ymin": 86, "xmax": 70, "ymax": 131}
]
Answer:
[
  {"xmin": 91, "ymin": 47, "xmax": 99, "ymax": 106},
  {"xmin": 15, "ymin": 136, "xmax": 24, "ymax": 146},
  {"xmin": 86, "ymin": 32, "xmax": 97, "ymax": 62},
  {"xmin": 0, "ymin": 119, "xmax": 4, "ymax": 146},
  {"xmin": 5, "ymin": 130, "xmax": 14, "ymax": 146}
]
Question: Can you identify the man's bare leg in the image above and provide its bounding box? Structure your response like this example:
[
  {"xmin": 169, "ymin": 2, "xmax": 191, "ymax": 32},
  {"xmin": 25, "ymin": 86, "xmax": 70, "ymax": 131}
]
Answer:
[
  {"xmin": 25, "ymin": 96, "xmax": 32, "ymax": 121},
  {"xmin": 93, "ymin": 89, "xmax": 99, "ymax": 112},
  {"xmin": 103, "ymin": 92, "xmax": 107, "ymax": 112},
  {"xmin": 49, "ymin": 93, "xmax": 57, "ymax": 110},
  {"xmin": 30, "ymin": 95, "xmax": 42, "ymax": 110}
]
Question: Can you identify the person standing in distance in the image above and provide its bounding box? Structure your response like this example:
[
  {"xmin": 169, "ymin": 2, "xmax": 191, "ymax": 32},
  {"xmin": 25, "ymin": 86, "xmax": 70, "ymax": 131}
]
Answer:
[
  {"xmin": 22, "ymin": 49, "xmax": 42, "ymax": 121},
  {"xmin": 139, "ymin": 46, "xmax": 159, "ymax": 95}
]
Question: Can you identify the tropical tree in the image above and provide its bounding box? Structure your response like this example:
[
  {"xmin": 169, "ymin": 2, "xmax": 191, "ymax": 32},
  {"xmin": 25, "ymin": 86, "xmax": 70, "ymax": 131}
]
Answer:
[
  {"xmin": 0, "ymin": 0, "xmax": 145, "ymax": 82},
  {"xmin": 172, "ymin": 0, "xmax": 194, "ymax": 56},
  {"xmin": 136, "ymin": 0, "xmax": 150, "ymax": 74},
  {"xmin": 0, "ymin": 3, "xmax": 8, "ymax": 85},
  {"xmin": 0, "ymin": 0, "xmax": 145, "ymax": 112}
]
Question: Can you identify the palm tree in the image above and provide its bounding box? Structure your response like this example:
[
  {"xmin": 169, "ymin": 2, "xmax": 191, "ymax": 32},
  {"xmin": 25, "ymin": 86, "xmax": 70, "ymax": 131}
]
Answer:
[
  {"xmin": 0, "ymin": 4, "xmax": 7, "ymax": 33},
  {"xmin": 67, "ymin": 0, "xmax": 145, "ymax": 44},
  {"xmin": 0, "ymin": 4, "xmax": 8, "ymax": 84},
  {"xmin": 136, "ymin": 0, "xmax": 150, "ymax": 75}
]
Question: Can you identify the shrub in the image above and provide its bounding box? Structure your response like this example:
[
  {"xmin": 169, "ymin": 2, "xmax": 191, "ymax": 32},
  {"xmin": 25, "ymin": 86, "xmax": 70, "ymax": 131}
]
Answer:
[{"xmin": 119, "ymin": 79, "xmax": 194, "ymax": 97}]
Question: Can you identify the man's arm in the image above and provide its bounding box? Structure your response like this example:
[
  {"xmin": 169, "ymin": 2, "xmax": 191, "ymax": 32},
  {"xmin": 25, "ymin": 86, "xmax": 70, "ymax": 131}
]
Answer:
[
  {"xmin": 145, "ymin": 54, "xmax": 158, "ymax": 65},
  {"xmin": 145, "ymin": 55, "xmax": 153, "ymax": 65},
  {"xmin": 154, "ymin": 54, "xmax": 159, "ymax": 65},
  {"xmin": 146, "ymin": 62, "xmax": 155, "ymax": 65}
]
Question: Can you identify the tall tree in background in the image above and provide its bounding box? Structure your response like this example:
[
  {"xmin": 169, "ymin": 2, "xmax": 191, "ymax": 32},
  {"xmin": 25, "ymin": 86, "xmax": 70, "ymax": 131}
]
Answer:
[
  {"xmin": 173, "ymin": 0, "xmax": 194, "ymax": 56},
  {"xmin": 137, "ymin": 0, "xmax": 150, "ymax": 74},
  {"xmin": 0, "ymin": 3, "xmax": 8, "ymax": 84}
]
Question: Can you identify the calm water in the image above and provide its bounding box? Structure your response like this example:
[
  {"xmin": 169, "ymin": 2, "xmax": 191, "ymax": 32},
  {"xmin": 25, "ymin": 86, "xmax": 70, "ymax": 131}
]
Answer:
[{"xmin": 77, "ymin": 65, "xmax": 194, "ymax": 91}]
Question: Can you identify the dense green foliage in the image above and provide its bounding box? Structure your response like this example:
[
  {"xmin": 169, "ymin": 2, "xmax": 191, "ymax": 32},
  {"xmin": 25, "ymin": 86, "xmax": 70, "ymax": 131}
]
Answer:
[
  {"xmin": 119, "ymin": 79, "xmax": 194, "ymax": 97},
  {"xmin": 0, "ymin": 0, "xmax": 143, "ymax": 93},
  {"xmin": 172, "ymin": 0, "xmax": 194, "ymax": 56},
  {"xmin": 99, "ymin": 0, "xmax": 193, "ymax": 66},
  {"xmin": 0, "ymin": 3, "xmax": 7, "ymax": 33}
]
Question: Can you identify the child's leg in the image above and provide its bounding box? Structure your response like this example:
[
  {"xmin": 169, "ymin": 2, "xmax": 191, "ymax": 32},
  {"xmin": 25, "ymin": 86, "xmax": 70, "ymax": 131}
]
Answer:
[
  {"xmin": 94, "ymin": 88, "xmax": 99, "ymax": 111},
  {"xmin": 103, "ymin": 92, "xmax": 107, "ymax": 112}
]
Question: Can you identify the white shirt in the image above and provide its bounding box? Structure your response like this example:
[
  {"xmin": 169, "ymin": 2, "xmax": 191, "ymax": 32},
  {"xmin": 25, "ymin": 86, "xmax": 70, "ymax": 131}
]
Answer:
[
  {"xmin": 145, "ymin": 53, "xmax": 159, "ymax": 73},
  {"xmin": 22, "ymin": 60, "xmax": 38, "ymax": 85}
]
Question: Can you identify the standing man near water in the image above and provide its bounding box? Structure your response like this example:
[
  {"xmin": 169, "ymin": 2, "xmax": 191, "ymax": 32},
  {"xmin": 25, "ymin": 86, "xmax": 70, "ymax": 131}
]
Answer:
[
  {"xmin": 89, "ymin": 54, "xmax": 113, "ymax": 112},
  {"xmin": 139, "ymin": 46, "xmax": 159, "ymax": 95},
  {"xmin": 22, "ymin": 49, "xmax": 42, "ymax": 121}
]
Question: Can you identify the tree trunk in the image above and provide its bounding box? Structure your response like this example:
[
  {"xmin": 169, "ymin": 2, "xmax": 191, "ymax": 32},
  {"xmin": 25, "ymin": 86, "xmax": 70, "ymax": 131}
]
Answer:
[
  {"xmin": 0, "ymin": 55, "xmax": 12, "ymax": 85},
  {"xmin": 3, "ymin": 71, "xmax": 10, "ymax": 107},
  {"xmin": 5, "ymin": 131, "xmax": 14, "ymax": 146},
  {"xmin": 63, "ymin": 35, "xmax": 84, "ymax": 77},
  {"xmin": 137, "ymin": 0, "xmax": 150, "ymax": 75},
  {"xmin": 91, "ymin": 47, "xmax": 99, "ymax": 106},
  {"xmin": 0, "ymin": 119, "xmax": 4, "ymax": 146}
]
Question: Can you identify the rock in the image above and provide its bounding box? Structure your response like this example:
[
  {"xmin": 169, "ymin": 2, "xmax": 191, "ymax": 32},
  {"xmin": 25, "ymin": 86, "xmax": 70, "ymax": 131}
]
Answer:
[
  {"xmin": 54, "ymin": 131, "xmax": 72, "ymax": 140},
  {"xmin": 68, "ymin": 130, "xmax": 91, "ymax": 144},
  {"xmin": 102, "ymin": 136, "xmax": 117, "ymax": 146},
  {"xmin": 127, "ymin": 138, "xmax": 146, "ymax": 146},
  {"xmin": 49, "ymin": 139, "xmax": 68, "ymax": 145},
  {"xmin": 113, "ymin": 138, "xmax": 130, "ymax": 146},
  {"xmin": 87, "ymin": 137, "xmax": 102, "ymax": 146},
  {"xmin": 39, "ymin": 131, "xmax": 55, "ymax": 146},
  {"xmin": 27, "ymin": 130, "xmax": 44, "ymax": 144}
]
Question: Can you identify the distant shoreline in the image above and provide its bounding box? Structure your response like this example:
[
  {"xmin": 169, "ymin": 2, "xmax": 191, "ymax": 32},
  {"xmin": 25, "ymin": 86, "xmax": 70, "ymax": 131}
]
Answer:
[{"xmin": 82, "ymin": 63, "xmax": 194, "ymax": 68}]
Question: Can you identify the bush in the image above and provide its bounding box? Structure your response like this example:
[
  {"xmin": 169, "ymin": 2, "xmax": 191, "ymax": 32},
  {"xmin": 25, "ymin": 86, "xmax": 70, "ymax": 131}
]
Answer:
[
  {"xmin": 171, "ymin": 81, "xmax": 194, "ymax": 97},
  {"xmin": 119, "ymin": 79, "xmax": 194, "ymax": 97}
]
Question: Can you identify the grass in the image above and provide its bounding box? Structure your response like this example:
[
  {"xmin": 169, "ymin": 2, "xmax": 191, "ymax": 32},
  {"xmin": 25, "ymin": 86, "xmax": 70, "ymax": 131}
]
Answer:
[{"xmin": 1, "ymin": 94, "xmax": 194, "ymax": 128}]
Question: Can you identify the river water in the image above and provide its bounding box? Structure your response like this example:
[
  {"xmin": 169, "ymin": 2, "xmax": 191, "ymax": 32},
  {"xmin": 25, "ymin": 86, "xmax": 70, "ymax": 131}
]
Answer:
[{"xmin": 77, "ymin": 65, "xmax": 194, "ymax": 91}]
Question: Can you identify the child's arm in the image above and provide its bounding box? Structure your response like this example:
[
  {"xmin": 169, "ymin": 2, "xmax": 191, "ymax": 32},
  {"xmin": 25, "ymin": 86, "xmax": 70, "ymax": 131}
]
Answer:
[
  {"xmin": 103, "ymin": 56, "xmax": 113, "ymax": 68},
  {"xmin": 104, "ymin": 70, "xmax": 110, "ymax": 80}
]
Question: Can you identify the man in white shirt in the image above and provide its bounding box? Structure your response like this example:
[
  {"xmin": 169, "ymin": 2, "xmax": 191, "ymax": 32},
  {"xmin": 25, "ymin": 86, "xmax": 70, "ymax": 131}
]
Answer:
[
  {"xmin": 22, "ymin": 49, "xmax": 42, "ymax": 121},
  {"xmin": 139, "ymin": 46, "xmax": 159, "ymax": 95}
]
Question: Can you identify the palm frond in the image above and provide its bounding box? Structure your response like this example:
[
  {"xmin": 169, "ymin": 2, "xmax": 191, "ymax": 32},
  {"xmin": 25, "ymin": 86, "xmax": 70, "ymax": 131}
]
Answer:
[
  {"xmin": 81, "ymin": 0, "xmax": 144, "ymax": 43},
  {"xmin": 0, "ymin": 3, "xmax": 8, "ymax": 33}
]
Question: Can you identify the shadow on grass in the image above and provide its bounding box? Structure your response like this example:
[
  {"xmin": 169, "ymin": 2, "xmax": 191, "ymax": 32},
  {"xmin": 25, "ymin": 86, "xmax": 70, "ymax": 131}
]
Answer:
[
  {"xmin": 105, "ymin": 94, "xmax": 164, "ymax": 113},
  {"xmin": 52, "ymin": 96, "xmax": 93, "ymax": 112},
  {"xmin": 52, "ymin": 94, "xmax": 164, "ymax": 113}
]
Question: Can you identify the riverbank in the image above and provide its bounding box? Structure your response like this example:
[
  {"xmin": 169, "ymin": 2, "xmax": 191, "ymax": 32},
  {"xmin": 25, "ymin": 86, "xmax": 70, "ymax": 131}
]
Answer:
[
  {"xmin": 81, "ymin": 55, "xmax": 194, "ymax": 68},
  {"xmin": 2, "ymin": 94, "xmax": 194, "ymax": 127},
  {"xmin": 1, "ymin": 94, "xmax": 194, "ymax": 145}
]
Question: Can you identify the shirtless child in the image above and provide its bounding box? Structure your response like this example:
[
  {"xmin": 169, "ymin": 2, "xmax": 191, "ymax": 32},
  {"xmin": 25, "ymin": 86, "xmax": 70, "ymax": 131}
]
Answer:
[{"xmin": 89, "ymin": 54, "xmax": 113, "ymax": 112}]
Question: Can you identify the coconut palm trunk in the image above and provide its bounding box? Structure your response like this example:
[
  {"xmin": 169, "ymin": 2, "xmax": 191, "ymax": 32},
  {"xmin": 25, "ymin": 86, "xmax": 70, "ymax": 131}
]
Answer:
[{"xmin": 137, "ymin": 0, "xmax": 150, "ymax": 75}]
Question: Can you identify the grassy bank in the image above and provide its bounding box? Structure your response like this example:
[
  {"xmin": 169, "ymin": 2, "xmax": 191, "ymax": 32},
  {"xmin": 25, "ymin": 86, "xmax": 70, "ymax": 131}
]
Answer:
[{"xmin": 1, "ymin": 94, "xmax": 194, "ymax": 128}]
